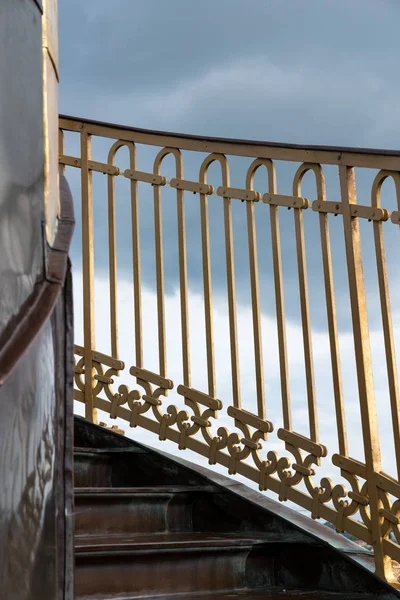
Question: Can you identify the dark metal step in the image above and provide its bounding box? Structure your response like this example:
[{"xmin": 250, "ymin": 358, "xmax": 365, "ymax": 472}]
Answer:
[
  {"xmin": 74, "ymin": 532, "xmax": 397, "ymax": 599},
  {"xmin": 74, "ymin": 486, "xmax": 218, "ymax": 536},
  {"xmin": 74, "ymin": 533, "xmax": 256, "ymax": 598},
  {"xmin": 74, "ymin": 447, "xmax": 208, "ymax": 488},
  {"xmin": 72, "ymin": 419, "xmax": 400, "ymax": 600},
  {"xmin": 74, "ymin": 531, "xmax": 394, "ymax": 599},
  {"xmin": 90, "ymin": 592, "xmax": 398, "ymax": 600}
]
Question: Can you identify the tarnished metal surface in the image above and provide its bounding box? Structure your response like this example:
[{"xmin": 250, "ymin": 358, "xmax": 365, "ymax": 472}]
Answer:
[
  {"xmin": 0, "ymin": 6, "xmax": 73, "ymax": 596},
  {"xmin": 0, "ymin": 164, "xmax": 74, "ymax": 600},
  {"xmin": 73, "ymin": 416, "xmax": 400, "ymax": 599},
  {"xmin": 0, "ymin": 268, "xmax": 74, "ymax": 600},
  {"xmin": 63, "ymin": 114, "xmax": 400, "ymax": 584},
  {"xmin": 0, "ymin": 322, "xmax": 57, "ymax": 600},
  {"xmin": 0, "ymin": 0, "xmax": 44, "ymax": 338}
]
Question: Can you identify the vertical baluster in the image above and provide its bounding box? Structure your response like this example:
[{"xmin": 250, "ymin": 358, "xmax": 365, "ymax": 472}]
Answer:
[
  {"xmin": 245, "ymin": 199, "xmax": 265, "ymax": 418},
  {"xmin": 295, "ymin": 164, "xmax": 347, "ymax": 455},
  {"xmin": 318, "ymin": 186, "xmax": 348, "ymax": 456},
  {"xmin": 339, "ymin": 166, "xmax": 390, "ymax": 581},
  {"xmin": 372, "ymin": 172, "xmax": 400, "ymax": 481},
  {"xmin": 80, "ymin": 130, "xmax": 97, "ymax": 423},
  {"xmin": 176, "ymin": 155, "xmax": 191, "ymax": 388},
  {"xmin": 245, "ymin": 163, "xmax": 265, "ymax": 420},
  {"xmin": 292, "ymin": 181, "xmax": 318, "ymax": 442},
  {"xmin": 130, "ymin": 146, "xmax": 143, "ymax": 369},
  {"xmin": 153, "ymin": 150, "xmax": 168, "ymax": 379},
  {"xmin": 221, "ymin": 163, "xmax": 242, "ymax": 409},
  {"xmin": 268, "ymin": 174, "xmax": 292, "ymax": 431},
  {"xmin": 199, "ymin": 161, "xmax": 216, "ymax": 398},
  {"xmin": 153, "ymin": 188, "xmax": 166, "ymax": 377},
  {"xmin": 107, "ymin": 148, "xmax": 118, "ymax": 359}
]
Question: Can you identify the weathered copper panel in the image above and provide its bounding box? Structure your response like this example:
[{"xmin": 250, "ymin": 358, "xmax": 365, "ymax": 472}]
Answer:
[
  {"xmin": 0, "ymin": 276, "xmax": 74, "ymax": 600},
  {"xmin": 0, "ymin": 1, "xmax": 73, "ymax": 594},
  {"xmin": 0, "ymin": 0, "xmax": 45, "ymax": 337}
]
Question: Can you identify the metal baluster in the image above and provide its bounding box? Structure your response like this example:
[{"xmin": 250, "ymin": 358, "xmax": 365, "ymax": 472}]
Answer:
[{"xmin": 80, "ymin": 130, "xmax": 97, "ymax": 423}]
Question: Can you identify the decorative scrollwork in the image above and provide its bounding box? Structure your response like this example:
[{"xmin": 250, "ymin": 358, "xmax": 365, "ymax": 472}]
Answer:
[{"xmin": 73, "ymin": 342, "xmax": 400, "ymax": 577}]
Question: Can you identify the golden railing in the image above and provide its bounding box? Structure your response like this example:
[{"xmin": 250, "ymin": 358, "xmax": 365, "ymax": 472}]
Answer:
[{"xmin": 60, "ymin": 115, "xmax": 400, "ymax": 584}]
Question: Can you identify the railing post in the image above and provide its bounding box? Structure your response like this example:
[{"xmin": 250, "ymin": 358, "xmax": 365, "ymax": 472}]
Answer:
[
  {"xmin": 80, "ymin": 129, "xmax": 97, "ymax": 423},
  {"xmin": 339, "ymin": 166, "xmax": 391, "ymax": 580}
]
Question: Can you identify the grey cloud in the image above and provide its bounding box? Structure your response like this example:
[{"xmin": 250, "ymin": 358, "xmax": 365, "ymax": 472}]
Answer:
[
  {"xmin": 60, "ymin": 0, "xmax": 399, "ymax": 101},
  {"xmin": 60, "ymin": 0, "xmax": 400, "ymax": 332}
]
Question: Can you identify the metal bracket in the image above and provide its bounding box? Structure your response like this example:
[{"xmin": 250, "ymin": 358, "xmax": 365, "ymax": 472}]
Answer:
[
  {"xmin": 332, "ymin": 454, "xmax": 367, "ymax": 478},
  {"xmin": 217, "ymin": 187, "xmax": 261, "ymax": 202},
  {"xmin": 170, "ymin": 178, "xmax": 214, "ymax": 195},
  {"xmin": 129, "ymin": 366, "xmax": 173, "ymax": 389},
  {"xmin": 312, "ymin": 200, "xmax": 389, "ymax": 222},
  {"xmin": 228, "ymin": 406, "xmax": 273, "ymax": 434},
  {"xmin": 177, "ymin": 385, "xmax": 222, "ymax": 411},
  {"xmin": 59, "ymin": 155, "xmax": 119, "ymax": 175},
  {"xmin": 124, "ymin": 169, "xmax": 167, "ymax": 186},
  {"xmin": 278, "ymin": 429, "xmax": 327, "ymax": 457},
  {"xmin": 262, "ymin": 193, "xmax": 309, "ymax": 209}
]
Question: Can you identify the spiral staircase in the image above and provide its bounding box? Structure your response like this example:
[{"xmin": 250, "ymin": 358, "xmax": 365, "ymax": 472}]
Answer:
[{"xmin": 73, "ymin": 416, "xmax": 400, "ymax": 600}]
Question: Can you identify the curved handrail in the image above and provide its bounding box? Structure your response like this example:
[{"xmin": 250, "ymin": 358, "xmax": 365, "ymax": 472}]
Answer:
[
  {"xmin": 0, "ymin": 172, "xmax": 75, "ymax": 385},
  {"xmin": 59, "ymin": 113, "xmax": 400, "ymax": 166}
]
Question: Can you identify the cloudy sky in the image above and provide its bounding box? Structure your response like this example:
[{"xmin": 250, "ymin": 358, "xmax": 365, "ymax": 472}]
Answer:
[{"xmin": 60, "ymin": 1, "xmax": 400, "ymax": 497}]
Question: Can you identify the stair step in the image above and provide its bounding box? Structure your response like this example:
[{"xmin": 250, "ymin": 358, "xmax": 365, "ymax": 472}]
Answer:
[
  {"xmin": 74, "ymin": 447, "xmax": 207, "ymax": 487},
  {"xmin": 99, "ymin": 592, "xmax": 396, "ymax": 600},
  {"xmin": 75, "ymin": 532, "xmax": 270, "ymax": 552},
  {"xmin": 75, "ymin": 485, "xmax": 217, "ymax": 495},
  {"xmin": 75, "ymin": 532, "xmax": 392, "ymax": 598},
  {"xmin": 73, "ymin": 418, "xmax": 400, "ymax": 600},
  {"xmin": 75, "ymin": 532, "xmax": 258, "ymax": 598},
  {"xmin": 75, "ymin": 486, "xmax": 217, "ymax": 536}
]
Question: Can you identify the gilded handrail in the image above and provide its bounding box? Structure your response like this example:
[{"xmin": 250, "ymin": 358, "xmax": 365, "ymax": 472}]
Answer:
[{"xmin": 61, "ymin": 115, "xmax": 400, "ymax": 585}]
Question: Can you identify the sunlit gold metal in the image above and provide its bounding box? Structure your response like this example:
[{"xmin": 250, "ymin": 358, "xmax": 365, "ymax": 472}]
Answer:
[
  {"xmin": 59, "ymin": 154, "xmax": 120, "ymax": 175},
  {"xmin": 62, "ymin": 116, "xmax": 400, "ymax": 585},
  {"xmin": 307, "ymin": 164, "xmax": 347, "ymax": 457},
  {"xmin": 312, "ymin": 199, "xmax": 389, "ymax": 221},
  {"xmin": 124, "ymin": 168, "xmax": 167, "ymax": 186},
  {"xmin": 339, "ymin": 166, "xmax": 393, "ymax": 582},
  {"xmin": 80, "ymin": 132, "xmax": 97, "ymax": 423},
  {"xmin": 170, "ymin": 178, "xmax": 213, "ymax": 195},
  {"xmin": 293, "ymin": 165, "xmax": 318, "ymax": 443},
  {"xmin": 217, "ymin": 186, "xmax": 261, "ymax": 202},
  {"xmin": 371, "ymin": 171, "xmax": 400, "ymax": 480}
]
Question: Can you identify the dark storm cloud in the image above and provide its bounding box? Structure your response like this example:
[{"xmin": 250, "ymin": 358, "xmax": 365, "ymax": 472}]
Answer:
[{"xmin": 59, "ymin": 0, "xmax": 400, "ymax": 330}]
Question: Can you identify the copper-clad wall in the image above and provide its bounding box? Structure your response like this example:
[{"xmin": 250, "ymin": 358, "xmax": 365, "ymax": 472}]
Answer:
[
  {"xmin": 0, "ymin": 271, "xmax": 74, "ymax": 600},
  {"xmin": 0, "ymin": 1, "xmax": 73, "ymax": 598},
  {"xmin": 0, "ymin": 0, "xmax": 45, "ymax": 336}
]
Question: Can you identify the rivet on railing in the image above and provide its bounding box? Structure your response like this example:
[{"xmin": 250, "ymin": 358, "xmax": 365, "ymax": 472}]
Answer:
[
  {"xmin": 279, "ymin": 479, "xmax": 288, "ymax": 502},
  {"xmin": 259, "ymin": 461, "xmax": 269, "ymax": 491},
  {"xmin": 335, "ymin": 505, "xmax": 345, "ymax": 533},
  {"xmin": 209, "ymin": 437, "xmax": 218, "ymax": 465},
  {"xmin": 159, "ymin": 414, "xmax": 169, "ymax": 441},
  {"xmin": 312, "ymin": 488, "xmax": 322, "ymax": 520},
  {"xmin": 229, "ymin": 452, "xmax": 238, "ymax": 475}
]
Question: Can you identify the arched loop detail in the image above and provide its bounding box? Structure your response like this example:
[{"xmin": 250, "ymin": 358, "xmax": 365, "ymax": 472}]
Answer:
[
  {"xmin": 199, "ymin": 153, "xmax": 230, "ymax": 187},
  {"xmin": 293, "ymin": 163, "xmax": 326, "ymax": 200},
  {"xmin": 107, "ymin": 140, "xmax": 136, "ymax": 170},
  {"xmin": 153, "ymin": 147, "xmax": 183, "ymax": 178},
  {"xmin": 245, "ymin": 158, "xmax": 276, "ymax": 193},
  {"xmin": 371, "ymin": 170, "xmax": 400, "ymax": 210}
]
